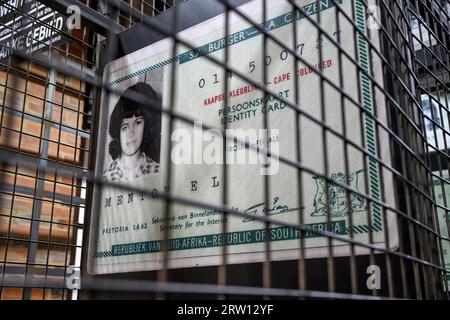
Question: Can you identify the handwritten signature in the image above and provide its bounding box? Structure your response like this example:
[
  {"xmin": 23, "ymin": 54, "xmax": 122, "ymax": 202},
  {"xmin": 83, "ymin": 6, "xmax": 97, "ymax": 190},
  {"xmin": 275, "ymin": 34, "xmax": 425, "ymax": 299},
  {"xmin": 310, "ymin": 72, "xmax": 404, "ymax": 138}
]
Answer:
[{"xmin": 242, "ymin": 197, "xmax": 303, "ymax": 222}]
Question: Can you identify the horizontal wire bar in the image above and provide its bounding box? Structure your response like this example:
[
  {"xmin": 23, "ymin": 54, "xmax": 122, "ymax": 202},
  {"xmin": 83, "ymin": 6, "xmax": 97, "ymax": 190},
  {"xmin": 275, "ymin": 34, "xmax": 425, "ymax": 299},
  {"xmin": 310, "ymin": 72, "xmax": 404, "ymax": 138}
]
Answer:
[{"xmin": 0, "ymin": 276, "xmax": 402, "ymax": 300}]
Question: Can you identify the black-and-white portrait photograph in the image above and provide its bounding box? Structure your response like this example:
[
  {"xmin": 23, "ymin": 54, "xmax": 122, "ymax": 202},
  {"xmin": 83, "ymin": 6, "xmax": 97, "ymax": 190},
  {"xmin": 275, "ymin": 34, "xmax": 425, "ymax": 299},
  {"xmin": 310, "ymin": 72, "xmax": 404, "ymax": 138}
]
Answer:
[{"xmin": 103, "ymin": 71, "xmax": 163, "ymax": 183}]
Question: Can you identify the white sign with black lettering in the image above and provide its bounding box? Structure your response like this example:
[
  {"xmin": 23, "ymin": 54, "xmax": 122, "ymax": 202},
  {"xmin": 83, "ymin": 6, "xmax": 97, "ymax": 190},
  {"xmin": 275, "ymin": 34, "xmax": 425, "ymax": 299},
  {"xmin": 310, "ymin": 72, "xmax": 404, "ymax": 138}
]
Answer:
[{"xmin": 0, "ymin": 0, "xmax": 66, "ymax": 60}]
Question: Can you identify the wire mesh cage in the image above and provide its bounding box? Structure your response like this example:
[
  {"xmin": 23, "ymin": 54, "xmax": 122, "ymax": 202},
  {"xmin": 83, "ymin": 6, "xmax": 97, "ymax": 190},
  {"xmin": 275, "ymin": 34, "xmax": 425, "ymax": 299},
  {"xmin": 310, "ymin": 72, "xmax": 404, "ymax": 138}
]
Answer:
[{"xmin": 0, "ymin": 0, "xmax": 449, "ymax": 300}]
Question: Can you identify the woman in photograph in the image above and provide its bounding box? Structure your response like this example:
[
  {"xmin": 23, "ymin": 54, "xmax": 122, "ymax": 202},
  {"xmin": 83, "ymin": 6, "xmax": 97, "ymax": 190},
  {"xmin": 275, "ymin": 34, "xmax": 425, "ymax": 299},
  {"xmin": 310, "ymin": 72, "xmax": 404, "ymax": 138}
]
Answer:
[{"xmin": 104, "ymin": 82, "xmax": 161, "ymax": 182}]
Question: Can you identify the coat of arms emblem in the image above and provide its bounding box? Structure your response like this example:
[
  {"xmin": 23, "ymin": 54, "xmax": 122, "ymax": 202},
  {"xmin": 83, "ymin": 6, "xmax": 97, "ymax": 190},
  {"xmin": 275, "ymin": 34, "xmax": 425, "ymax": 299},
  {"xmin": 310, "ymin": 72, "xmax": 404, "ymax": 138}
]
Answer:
[{"xmin": 311, "ymin": 170, "xmax": 367, "ymax": 217}]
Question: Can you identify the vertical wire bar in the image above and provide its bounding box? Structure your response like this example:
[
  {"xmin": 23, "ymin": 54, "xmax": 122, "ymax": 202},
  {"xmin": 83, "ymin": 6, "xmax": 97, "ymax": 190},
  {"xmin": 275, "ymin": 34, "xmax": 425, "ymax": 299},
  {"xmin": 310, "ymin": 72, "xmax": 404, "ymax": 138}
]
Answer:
[
  {"xmin": 371, "ymin": 0, "xmax": 394, "ymax": 298},
  {"xmin": 288, "ymin": 0, "xmax": 306, "ymax": 297},
  {"xmin": 61, "ymin": 41, "xmax": 79, "ymax": 302},
  {"xmin": 330, "ymin": 0, "xmax": 366, "ymax": 296},
  {"xmin": 399, "ymin": 0, "xmax": 420, "ymax": 299},
  {"xmin": 218, "ymin": 0, "xmax": 230, "ymax": 300},
  {"xmin": 93, "ymin": 0, "xmax": 120, "ymax": 298},
  {"xmin": 16, "ymin": 62, "xmax": 35, "ymax": 300},
  {"xmin": 50, "ymin": 31, "xmax": 74, "ymax": 301},
  {"xmin": 69, "ymin": 24, "xmax": 92, "ymax": 301},
  {"xmin": 83, "ymin": 1, "xmax": 110, "ymax": 301},
  {"xmin": 333, "ymin": 1, "xmax": 358, "ymax": 295},
  {"xmin": 261, "ymin": 0, "xmax": 271, "ymax": 299},
  {"xmin": 438, "ymin": 3, "xmax": 450, "ymax": 288},
  {"xmin": 157, "ymin": 1, "xmax": 179, "ymax": 299},
  {"xmin": 44, "ymin": 83, "xmax": 59, "ymax": 299},
  {"xmin": 358, "ymin": 0, "xmax": 379, "ymax": 298},
  {"xmin": 316, "ymin": 0, "xmax": 335, "ymax": 294},
  {"xmin": 435, "ymin": 5, "xmax": 450, "ymax": 291}
]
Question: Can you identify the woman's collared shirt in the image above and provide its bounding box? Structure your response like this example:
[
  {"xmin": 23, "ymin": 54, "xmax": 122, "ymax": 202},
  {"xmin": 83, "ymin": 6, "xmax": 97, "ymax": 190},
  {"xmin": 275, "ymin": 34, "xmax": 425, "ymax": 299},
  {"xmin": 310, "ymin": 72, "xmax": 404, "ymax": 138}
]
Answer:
[{"xmin": 104, "ymin": 153, "xmax": 159, "ymax": 182}]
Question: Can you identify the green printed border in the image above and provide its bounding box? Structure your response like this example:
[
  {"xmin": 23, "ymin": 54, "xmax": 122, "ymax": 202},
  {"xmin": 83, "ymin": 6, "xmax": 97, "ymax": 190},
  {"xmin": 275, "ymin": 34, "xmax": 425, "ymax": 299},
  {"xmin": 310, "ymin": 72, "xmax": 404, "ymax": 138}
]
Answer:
[
  {"xmin": 94, "ymin": 93, "xmax": 110, "ymax": 256},
  {"xmin": 344, "ymin": 0, "xmax": 383, "ymax": 235},
  {"xmin": 94, "ymin": 0, "xmax": 383, "ymax": 259},
  {"xmin": 432, "ymin": 177, "xmax": 450, "ymax": 186},
  {"xmin": 178, "ymin": 0, "xmax": 343, "ymax": 64},
  {"xmin": 108, "ymin": 0, "xmax": 342, "ymax": 85},
  {"xmin": 96, "ymin": 221, "xmax": 346, "ymax": 258},
  {"xmin": 110, "ymin": 57, "xmax": 178, "ymax": 86}
]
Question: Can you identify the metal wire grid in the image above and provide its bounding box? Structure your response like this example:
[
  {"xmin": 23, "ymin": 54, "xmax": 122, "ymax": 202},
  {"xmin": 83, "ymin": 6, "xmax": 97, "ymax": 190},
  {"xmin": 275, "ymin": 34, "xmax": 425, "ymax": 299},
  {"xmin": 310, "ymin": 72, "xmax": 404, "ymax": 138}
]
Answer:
[
  {"xmin": 410, "ymin": 0, "xmax": 450, "ymax": 296},
  {"xmin": 0, "ymin": 0, "xmax": 448, "ymax": 300},
  {"xmin": 114, "ymin": 0, "xmax": 178, "ymax": 28},
  {"xmin": 0, "ymin": 0, "xmax": 96, "ymax": 299}
]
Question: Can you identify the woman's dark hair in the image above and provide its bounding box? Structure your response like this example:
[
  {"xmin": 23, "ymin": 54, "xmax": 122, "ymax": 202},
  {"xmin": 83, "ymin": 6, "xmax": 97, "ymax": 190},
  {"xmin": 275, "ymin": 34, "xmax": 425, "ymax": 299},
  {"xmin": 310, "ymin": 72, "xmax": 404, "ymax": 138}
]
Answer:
[{"xmin": 109, "ymin": 82, "xmax": 162, "ymax": 161}]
